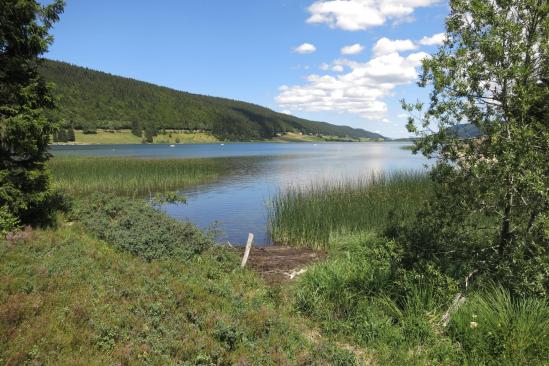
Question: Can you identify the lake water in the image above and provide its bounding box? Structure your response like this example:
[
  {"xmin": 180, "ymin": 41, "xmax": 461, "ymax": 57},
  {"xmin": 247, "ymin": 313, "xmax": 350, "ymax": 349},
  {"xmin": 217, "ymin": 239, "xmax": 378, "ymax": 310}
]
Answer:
[{"xmin": 51, "ymin": 142, "xmax": 428, "ymax": 245}]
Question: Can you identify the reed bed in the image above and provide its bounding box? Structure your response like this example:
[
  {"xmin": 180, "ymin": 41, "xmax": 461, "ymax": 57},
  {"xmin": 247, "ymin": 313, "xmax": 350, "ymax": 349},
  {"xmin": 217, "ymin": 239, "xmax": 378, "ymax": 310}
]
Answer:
[
  {"xmin": 49, "ymin": 156, "xmax": 227, "ymax": 196},
  {"xmin": 268, "ymin": 171, "xmax": 432, "ymax": 250}
]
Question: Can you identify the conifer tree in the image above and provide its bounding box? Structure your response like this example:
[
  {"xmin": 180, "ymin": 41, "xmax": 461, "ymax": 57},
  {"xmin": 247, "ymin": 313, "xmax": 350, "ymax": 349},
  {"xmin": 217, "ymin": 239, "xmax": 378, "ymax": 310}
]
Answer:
[{"xmin": 0, "ymin": 0, "xmax": 65, "ymax": 227}]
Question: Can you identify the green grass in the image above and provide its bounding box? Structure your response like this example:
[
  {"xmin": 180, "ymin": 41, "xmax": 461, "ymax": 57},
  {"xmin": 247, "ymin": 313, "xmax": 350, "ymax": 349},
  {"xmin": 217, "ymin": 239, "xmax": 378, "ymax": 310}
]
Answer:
[
  {"xmin": 0, "ymin": 224, "xmax": 355, "ymax": 365},
  {"xmin": 74, "ymin": 129, "xmax": 142, "ymax": 144},
  {"xmin": 70, "ymin": 129, "xmax": 219, "ymax": 144},
  {"xmin": 448, "ymin": 285, "xmax": 549, "ymax": 365},
  {"xmin": 293, "ymin": 232, "xmax": 549, "ymax": 365},
  {"xmin": 268, "ymin": 172, "xmax": 432, "ymax": 250},
  {"xmin": 49, "ymin": 156, "xmax": 228, "ymax": 196}
]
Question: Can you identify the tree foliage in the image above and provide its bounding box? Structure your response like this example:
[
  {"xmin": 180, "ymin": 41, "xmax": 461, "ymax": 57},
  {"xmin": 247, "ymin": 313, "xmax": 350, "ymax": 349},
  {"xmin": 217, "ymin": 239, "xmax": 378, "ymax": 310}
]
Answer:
[
  {"xmin": 402, "ymin": 0, "xmax": 549, "ymax": 296},
  {"xmin": 0, "ymin": 0, "xmax": 65, "ymax": 228},
  {"xmin": 39, "ymin": 60, "xmax": 385, "ymax": 141}
]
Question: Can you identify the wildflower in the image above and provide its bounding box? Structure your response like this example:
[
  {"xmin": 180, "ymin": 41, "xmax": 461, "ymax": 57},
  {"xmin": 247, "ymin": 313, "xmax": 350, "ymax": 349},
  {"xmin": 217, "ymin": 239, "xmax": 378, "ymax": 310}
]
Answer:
[{"xmin": 470, "ymin": 321, "xmax": 478, "ymax": 329}]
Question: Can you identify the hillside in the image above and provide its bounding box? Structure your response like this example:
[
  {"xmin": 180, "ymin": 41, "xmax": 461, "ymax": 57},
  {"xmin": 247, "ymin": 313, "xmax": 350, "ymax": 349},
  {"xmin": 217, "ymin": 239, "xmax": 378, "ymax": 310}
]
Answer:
[
  {"xmin": 40, "ymin": 60, "xmax": 385, "ymax": 141},
  {"xmin": 446, "ymin": 123, "xmax": 482, "ymax": 138}
]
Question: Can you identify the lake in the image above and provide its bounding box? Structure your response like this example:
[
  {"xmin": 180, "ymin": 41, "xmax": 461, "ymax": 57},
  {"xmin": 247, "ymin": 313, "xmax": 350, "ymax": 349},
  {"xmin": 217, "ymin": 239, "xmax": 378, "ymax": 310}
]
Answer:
[{"xmin": 51, "ymin": 142, "xmax": 428, "ymax": 245}]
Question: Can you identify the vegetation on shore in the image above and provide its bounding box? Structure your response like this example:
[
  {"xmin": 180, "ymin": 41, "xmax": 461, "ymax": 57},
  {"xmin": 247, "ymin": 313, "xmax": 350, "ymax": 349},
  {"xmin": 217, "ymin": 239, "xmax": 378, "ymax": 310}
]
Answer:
[
  {"xmin": 294, "ymin": 232, "xmax": 549, "ymax": 365},
  {"xmin": 52, "ymin": 129, "xmax": 382, "ymax": 145},
  {"xmin": 49, "ymin": 156, "xmax": 228, "ymax": 196},
  {"xmin": 69, "ymin": 129, "xmax": 219, "ymax": 145},
  {"xmin": 269, "ymin": 172, "xmax": 430, "ymax": 250},
  {"xmin": 0, "ymin": 221, "xmax": 354, "ymax": 365},
  {"xmin": 1, "ymin": 0, "xmax": 547, "ymax": 364}
]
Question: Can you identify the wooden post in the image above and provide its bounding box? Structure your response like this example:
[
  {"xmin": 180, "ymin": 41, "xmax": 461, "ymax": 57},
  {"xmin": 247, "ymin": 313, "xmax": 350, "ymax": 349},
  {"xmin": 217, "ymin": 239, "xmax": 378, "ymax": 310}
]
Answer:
[
  {"xmin": 241, "ymin": 233, "xmax": 254, "ymax": 268},
  {"xmin": 441, "ymin": 293, "xmax": 466, "ymax": 327}
]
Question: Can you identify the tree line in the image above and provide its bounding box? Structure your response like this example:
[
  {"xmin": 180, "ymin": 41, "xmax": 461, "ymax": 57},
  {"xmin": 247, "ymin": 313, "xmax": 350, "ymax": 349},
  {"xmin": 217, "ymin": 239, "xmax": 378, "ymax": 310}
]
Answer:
[{"xmin": 39, "ymin": 60, "xmax": 384, "ymax": 141}]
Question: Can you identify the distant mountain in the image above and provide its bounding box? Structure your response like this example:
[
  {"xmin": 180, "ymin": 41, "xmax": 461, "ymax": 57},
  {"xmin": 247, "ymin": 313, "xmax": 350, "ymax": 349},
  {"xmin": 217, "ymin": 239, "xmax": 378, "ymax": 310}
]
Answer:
[
  {"xmin": 40, "ymin": 60, "xmax": 385, "ymax": 141},
  {"xmin": 446, "ymin": 123, "xmax": 482, "ymax": 138}
]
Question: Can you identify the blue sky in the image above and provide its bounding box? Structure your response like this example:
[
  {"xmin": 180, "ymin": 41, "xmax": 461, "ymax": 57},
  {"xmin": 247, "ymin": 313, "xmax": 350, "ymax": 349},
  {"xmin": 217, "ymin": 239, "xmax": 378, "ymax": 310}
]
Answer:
[{"xmin": 45, "ymin": 0, "xmax": 449, "ymax": 138}]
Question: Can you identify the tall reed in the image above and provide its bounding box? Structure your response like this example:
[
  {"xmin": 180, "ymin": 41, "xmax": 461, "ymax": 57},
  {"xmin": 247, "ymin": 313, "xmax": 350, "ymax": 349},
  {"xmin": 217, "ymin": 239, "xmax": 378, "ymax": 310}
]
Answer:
[
  {"xmin": 268, "ymin": 171, "xmax": 431, "ymax": 250},
  {"xmin": 49, "ymin": 156, "xmax": 228, "ymax": 196}
]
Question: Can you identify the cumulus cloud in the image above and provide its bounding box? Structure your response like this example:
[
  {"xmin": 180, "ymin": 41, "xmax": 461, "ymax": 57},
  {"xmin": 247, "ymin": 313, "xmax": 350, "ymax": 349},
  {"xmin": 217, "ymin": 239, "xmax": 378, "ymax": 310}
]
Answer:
[
  {"xmin": 373, "ymin": 37, "xmax": 416, "ymax": 56},
  {"xmin": 418, "ymin": 32, "xmax": 446, "ymax": 45},
  {"xmin": 276, "ymin": 42, "xmax": 429, "ymax": 120},
  {"xmin": 332, "ymin": 64, "xmax": 345, "ymax": 72},
  {"xmin": 341, "ymin": 43, "xmax": 365, "ymax": 55},
  {"xmin": 294, "ymin": 43, "xmax": 317, "ymax": 54},
  {"xmin": 306, "ymin": 0, "xmax": 439, "ymax": 31}
]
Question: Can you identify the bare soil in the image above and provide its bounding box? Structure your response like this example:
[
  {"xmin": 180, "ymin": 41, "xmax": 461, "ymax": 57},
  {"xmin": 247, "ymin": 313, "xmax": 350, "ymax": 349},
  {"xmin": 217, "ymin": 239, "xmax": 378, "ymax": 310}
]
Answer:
[{"xmin": 240, "ymin": 246, "xmax": 325, "ymax": 285}]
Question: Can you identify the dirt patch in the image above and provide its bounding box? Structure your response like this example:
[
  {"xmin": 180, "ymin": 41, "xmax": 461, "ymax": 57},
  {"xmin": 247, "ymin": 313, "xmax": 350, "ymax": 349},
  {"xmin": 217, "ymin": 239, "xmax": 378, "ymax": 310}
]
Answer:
[{"xmin": 240, "ymin": 246, "xmax": 325, "ymax": 285}]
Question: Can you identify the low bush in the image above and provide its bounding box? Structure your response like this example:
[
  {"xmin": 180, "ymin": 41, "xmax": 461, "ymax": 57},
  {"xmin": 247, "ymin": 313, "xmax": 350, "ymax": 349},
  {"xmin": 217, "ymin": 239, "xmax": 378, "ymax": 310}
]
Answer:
[
  {"xmin": 71, "ymin": 193, "xmax": 212, "ymax": 261},
  {"xmin": 0, "ymin": 206, "xmax": 19, "ymax": 237}
]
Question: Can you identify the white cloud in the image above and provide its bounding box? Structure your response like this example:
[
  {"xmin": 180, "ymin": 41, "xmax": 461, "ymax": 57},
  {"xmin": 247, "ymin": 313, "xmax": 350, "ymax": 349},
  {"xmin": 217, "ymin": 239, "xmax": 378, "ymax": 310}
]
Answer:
[
  {"xmin": 306, "ymin": 0, "xmax": 439, "ymax": 31},
  {"xmin": 281, "ymin": 110, "xmax": 293, "ymax": 115},
  {"xmin": 332, "ymin": 64, "xmax": 345, "ymax": 72},
  {"xmin": 418, "ymin": 32, "xmax": 446, "ymax": 45},
  {"xmin": 341, "ymin": 43, "xmax": 364, "ymax": 55},
  {"xmin": 294, "ymin": 43, "xmax": 317, "ymax": 54},
  {"xmin": 373, "ymin": 37, "xmax": 416, "ymax": 56},
  {"xmin": 397, "ymin": 112, "xmax": 409, "ymax": 118},
  {"xmin": 319, "ymin": 63, "xmax": 330, "ymax": 70},
  {"xmin": 276, "ymin": 40, "xmax": 429, "ymax": 120}
]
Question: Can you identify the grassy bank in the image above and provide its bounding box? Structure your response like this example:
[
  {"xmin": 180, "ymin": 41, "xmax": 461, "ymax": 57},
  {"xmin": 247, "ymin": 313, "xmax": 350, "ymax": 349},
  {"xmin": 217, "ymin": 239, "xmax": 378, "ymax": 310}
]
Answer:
[
  {"xmin": 70, "ymin": 129, "xmax": 219, "ymax": 144},
  {"xmin": 271, "ymin": 132, "xmax": 383, "ymax": 143},
  {"xmin": 268, "ymin": 172, "xmax": 431, "ymax": 250},
  {"xmin": 0, "ymin": 195, "xmax": 357, "ymax": 365},
  {"xmin": 0, "ymin": 225, "xmax": 354, "ymax": 365},
  {"xmin": 49, "ymin": 156, "xmax": 228, "ymax": 196},
  {"xmin": 293, "ymin": 232, "xmax": 549, "ymax": 364},
  {"xmin": 59, "ymin": 130, "xmax": 383, "ymax": 145}
]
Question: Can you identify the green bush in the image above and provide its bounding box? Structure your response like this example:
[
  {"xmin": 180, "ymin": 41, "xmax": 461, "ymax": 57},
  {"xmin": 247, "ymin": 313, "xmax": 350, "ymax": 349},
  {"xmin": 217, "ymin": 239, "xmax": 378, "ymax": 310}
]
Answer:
[
  {"xmin": 448, "ymin": 286, "xmax": 549, "ymax": 365},
  {"xmin": 71, "ymin": 193, "xmax": 212, "ymax": 261},
  {"xmin": 387, "ymin": 195, "xmax": 549, "ymax": 298},
  {"xmin": 0, "ymin": 205, "xmax": 20, "ymax": 236}
]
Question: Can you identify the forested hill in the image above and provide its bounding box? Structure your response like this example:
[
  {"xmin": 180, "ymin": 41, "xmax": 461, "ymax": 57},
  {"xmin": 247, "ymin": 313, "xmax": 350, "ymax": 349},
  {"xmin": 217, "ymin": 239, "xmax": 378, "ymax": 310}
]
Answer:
[{"xmin": 40, "ymin": 59, "xmax": 385, "ymax": 141}]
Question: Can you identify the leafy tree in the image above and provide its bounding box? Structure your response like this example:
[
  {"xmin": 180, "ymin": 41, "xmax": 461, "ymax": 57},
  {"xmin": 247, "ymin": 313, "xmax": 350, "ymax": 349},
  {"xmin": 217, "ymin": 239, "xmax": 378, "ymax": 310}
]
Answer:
[
  {"xmin": 144, "ymin": 124, "xmax": 156, "ymax": 143},
  {"xmin": 130, "ymin": 120, "xmax": 141, "ymax": 137},
  {"xmin": 0, "ymin": 0, "xmax": 65, "ymax": 227},
  {"xmin": 402, "ymin": 0, "xmax": 548, "ymax": 296},
  {"xmin": 66, "ymin": 125, "xmax": 75, "ymax": 141},
  {"xmin": 56, "ymin": 128, "xmax": 67, "ymax": 142}
]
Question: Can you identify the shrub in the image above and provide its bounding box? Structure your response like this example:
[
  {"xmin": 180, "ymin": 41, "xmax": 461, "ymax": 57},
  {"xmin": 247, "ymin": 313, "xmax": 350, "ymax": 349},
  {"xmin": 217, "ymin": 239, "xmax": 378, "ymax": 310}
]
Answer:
[
  {"xmin": 71, "ymin": 193, "xmax": 212, "ymax": 260},
  {"xmin": 0, "ymin": 205, "xmax": 20, "ymax": 237}
]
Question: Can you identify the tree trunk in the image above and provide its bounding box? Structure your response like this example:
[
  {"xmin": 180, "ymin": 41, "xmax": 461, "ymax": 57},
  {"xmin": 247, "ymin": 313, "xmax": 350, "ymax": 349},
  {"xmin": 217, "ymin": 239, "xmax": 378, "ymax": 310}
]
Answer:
[{"xmin": 498, "ymin": 191, "xmax": 513, "ymax": 257}]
